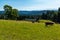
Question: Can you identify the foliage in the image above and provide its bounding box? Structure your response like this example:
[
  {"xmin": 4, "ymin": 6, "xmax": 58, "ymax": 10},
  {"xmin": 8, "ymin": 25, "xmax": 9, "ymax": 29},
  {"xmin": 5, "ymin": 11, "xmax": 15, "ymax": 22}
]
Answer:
[
  {"xmin": 57, "ymin": 8, "xmax": 60, "ymax": 23},
  {"xmin": 11, "ymin": 9, "xmax": 19, "ymax": 20},
  {"xmin": 41, "ymin": 10, "xmax": 58, "ymax": 22},
  {"xmin": 4, "ymin": 5, "xmax": 12, "ymax": 19},
  {"xmin": 3, "ymin": 5, "xmax": 19, "ymax": 20}
]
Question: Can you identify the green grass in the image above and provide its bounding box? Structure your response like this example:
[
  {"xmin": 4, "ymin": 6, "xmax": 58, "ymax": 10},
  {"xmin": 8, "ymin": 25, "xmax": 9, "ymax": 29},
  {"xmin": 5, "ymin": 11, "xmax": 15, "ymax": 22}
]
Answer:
[{"xmin": 0, "ymin": 20, "xmax": 60, "ymax": 40}]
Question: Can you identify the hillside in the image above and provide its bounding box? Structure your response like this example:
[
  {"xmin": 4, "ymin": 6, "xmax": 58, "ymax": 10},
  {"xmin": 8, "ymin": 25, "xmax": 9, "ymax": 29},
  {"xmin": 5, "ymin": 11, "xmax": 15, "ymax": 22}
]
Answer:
[
  {"xmin": 0, "ymin": 10, "xmax": 57, "ymax": 16},
  {"xmin": 0, "ymin": 20, "xmax": 60, "ymax": 40}
]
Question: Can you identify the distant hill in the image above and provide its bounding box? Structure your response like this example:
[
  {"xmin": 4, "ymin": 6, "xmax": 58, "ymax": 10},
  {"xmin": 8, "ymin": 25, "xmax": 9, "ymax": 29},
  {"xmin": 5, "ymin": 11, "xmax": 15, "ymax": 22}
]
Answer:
[
  {"xmin": 0, "ymin": 11, "xmax": 4, "ymax": 14},
  {"xmin": 19, "ymin": 10, "xmax": 47, "ymax": 16},
  {"xmin": 0, "ymin": 10, "xmax": 58, "ymax": 16}
]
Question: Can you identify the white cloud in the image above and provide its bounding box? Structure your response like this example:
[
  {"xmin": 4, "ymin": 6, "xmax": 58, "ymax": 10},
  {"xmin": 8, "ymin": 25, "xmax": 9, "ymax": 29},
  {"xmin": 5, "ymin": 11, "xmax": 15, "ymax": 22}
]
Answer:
[
  {"xmin": 20, "ymin": 0, "xmax": 60, "ymax": 10},
  {"xmin": 0, "ymin": 0, "xmax": 60, "ymax": 10}
]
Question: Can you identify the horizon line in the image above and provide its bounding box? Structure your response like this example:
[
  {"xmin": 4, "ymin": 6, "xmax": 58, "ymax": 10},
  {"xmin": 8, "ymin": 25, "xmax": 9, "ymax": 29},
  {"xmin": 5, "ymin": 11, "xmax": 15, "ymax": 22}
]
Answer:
[{"xmin": 0, "ymin": 9, "xmax": 58, "ymax": 11}]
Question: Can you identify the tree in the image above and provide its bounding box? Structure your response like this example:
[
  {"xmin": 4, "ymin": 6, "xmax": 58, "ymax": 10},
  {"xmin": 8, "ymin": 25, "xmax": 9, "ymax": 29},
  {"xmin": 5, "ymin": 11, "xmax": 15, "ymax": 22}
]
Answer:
[
  {"xmin": 3, "ymin": 5, "xmax": 19, "ymax": 20},
  {"xmin": 46, "ymin": 10, "xmax": 56, "ymax": 20},
  {"xmin": 57, "ymin": 8, "xmax": 60, "ymax": 23},
  {"xmin": 4, "ymin": 5, "xmax": 12, "ymax": 19},
  {"xmin": 46, "ymin": 11, "xmax": 53, "ymax": 20},
  {"xmin": 11, "ymin": 9, "xmax": 19, "ymax": 20},
  {"xmin": 53, "ymin": 13, "xmax": 58, "ymax": 22},
  {"xmin": 41, "ymin": 13, "xmax": 47, "ymax": 19}
]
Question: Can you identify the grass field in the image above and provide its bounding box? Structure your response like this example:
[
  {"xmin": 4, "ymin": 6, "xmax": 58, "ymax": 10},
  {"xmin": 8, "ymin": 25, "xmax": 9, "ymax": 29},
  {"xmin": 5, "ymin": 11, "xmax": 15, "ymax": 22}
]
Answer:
[{"xmin": 0, "ymin": 20, "xmax": 60, "ymax": 40}]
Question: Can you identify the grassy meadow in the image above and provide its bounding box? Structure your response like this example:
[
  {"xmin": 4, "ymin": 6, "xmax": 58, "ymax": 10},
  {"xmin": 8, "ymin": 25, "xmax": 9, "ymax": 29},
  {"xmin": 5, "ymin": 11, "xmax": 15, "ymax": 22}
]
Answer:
[{"xmin": 0, "ymin": 20, "xmax": 60, "ymax": 40}]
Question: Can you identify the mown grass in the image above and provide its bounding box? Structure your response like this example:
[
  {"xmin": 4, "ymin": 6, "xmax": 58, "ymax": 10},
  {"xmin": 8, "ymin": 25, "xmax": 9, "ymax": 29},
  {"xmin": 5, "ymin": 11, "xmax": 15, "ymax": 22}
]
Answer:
[{"xmin": 0, "ymin": 20, "xmax": 60, "ymax": 40}]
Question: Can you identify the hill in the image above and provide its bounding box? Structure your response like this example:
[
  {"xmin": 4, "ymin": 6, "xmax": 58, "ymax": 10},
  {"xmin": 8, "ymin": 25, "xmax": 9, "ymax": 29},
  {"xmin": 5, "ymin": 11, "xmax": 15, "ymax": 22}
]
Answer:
[{"xmin": 0, "ymin": 10, "xmax": 57, "ymax": 16}]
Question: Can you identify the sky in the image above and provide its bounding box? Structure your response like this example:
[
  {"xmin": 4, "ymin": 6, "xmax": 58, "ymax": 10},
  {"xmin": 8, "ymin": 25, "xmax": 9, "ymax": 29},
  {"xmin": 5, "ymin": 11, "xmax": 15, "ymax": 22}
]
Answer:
[{"xmin": 0, "ymin": 0, "xmax": 60, "ymax": 11}]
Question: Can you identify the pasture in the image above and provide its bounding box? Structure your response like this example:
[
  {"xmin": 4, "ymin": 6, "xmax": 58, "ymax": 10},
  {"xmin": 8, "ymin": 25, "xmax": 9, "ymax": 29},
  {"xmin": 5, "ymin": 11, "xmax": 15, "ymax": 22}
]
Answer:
[{"xmin": 0, "ymin": 20, "xmax": 60, "ymax": 40}]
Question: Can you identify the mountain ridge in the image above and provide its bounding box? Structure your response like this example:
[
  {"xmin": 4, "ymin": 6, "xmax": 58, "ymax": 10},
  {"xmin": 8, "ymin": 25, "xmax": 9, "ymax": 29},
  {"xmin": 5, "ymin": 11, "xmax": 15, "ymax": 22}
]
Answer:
[{"xmin": 0, "ymin": 10, "xmax": 58, "ymax": 16}]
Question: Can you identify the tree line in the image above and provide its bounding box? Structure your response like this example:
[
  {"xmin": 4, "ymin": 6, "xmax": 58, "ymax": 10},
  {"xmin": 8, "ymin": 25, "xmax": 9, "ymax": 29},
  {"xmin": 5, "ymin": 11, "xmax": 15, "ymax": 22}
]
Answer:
[
  {"xmin": 0, "ymin": 5, "xmax": 60, "ymax": 23},
  {"xmin": 41, "ymin": 8, "xmax": 60, "ymax": 23}
]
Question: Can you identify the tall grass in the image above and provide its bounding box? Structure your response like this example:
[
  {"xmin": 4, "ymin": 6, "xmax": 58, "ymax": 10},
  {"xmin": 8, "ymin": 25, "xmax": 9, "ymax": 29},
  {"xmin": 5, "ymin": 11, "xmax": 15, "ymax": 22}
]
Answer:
[{"xmin": 0, "ymin": 20, "xmax": 60, "ymax": 40}]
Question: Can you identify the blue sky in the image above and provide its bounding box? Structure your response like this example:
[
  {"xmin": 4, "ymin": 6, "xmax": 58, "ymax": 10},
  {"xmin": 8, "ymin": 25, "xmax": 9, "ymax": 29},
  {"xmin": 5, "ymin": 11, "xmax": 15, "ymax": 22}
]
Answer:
[{"xmin": 0, "ymin": 0, "xmax": 60, "ymax": 11}]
